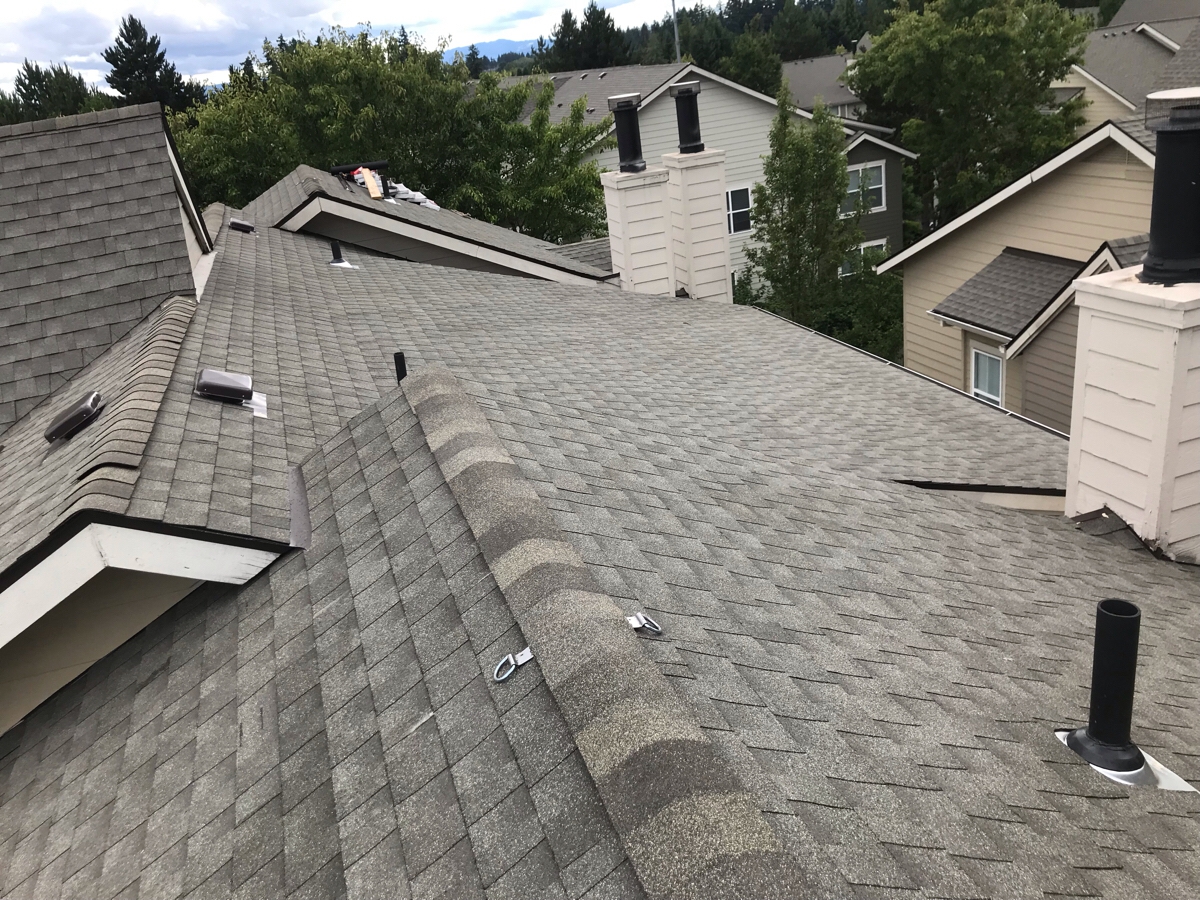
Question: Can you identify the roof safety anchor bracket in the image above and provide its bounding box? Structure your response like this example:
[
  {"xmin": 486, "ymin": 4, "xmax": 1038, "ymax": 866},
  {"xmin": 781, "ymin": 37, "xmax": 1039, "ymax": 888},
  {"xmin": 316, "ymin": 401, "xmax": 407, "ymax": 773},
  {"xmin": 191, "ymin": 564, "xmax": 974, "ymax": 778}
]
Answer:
[
  {"xmin": 493, "ymin": 646, "xmax": 534, "ymax": 682},
  {"xmin": 626, "ymin": 612, "xmax": 662, "ymax": 634}
]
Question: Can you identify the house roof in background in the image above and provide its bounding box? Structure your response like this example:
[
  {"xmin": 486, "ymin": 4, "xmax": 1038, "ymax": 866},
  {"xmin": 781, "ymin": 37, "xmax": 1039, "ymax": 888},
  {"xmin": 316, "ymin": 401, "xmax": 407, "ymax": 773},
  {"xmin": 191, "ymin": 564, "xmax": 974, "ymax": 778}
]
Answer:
[
  {"xmin": 1080, "ymin": 22, "xmax": 1183, "ymax": 104},
  {"xmin": 2, "ymin": 198, "xmax": 1200, "ymax": 898},
  {"xmin": 930, "ymin": 247, "xmax": 1084, "ymax": 339},
  {"xmin": 1109, "ymin": 231, "xmax": 1151, "ymax": 266},
  {"xmin": 243, "ymin": 165, "xmax": 612, "ymax": 281},
  {"xmin": 505, "ymin": 62, "xmax": 688, "ymax": 126},
  {"xmin": 554, "ymin": 236, "xmax": 613, "ymax": 273},
  {"xmin": 878, "ymin": 122, "xmax": 1155, "ymax": 272},
  {"xmin": 781, "ymin": 54, "xmax": 859, "ymax": 110},
  {"xmin": 1115, "ymin": 15, "xmax": 1200, "ymax": 151},
  {"xmin": 1109, "ymin": 0, "xmax": 1200, "ymax": 27},
  {"xmin": 0, "ymin": 103, "xmax": 201, "ymax": 436}
]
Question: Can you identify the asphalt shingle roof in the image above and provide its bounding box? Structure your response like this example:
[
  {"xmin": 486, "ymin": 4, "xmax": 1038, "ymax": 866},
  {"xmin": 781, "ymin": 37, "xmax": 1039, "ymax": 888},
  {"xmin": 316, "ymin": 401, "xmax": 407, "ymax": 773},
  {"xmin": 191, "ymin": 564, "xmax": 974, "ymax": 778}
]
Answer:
[
  {"xmin": 1110, "ymin": 0, "xmax": 1200, "ymax": 27},
  {"xmin": 506, "ymin": 64, "xmax": 688, "ymax": 126},
  {"xmin": 1115, "ymin": 12, "xmax": 1200, "ymax": 151},
  {"xmin": 932, "ymin": 248, "xmax": 1085, "ymax": 339},
  {"xmin": 1109, "ymin": 233, "xmax": 1151, "ymax": 267},
  {"xmin": 1082, "ymin": 23, "xmax": 1181, "ymax": 104},
  {"xmin": 781, "ymin": 54, "xmax": 860, "ymax": 110},
  {"xmin": 553, "ymin": 237, "xmax": 613, "ymax": 273},
  {"xmin": 1, "ymin": 186, "xmax": 1199, "ymax": 899},
  {"xmin": 0, "ymin": 104, "xmax": 197, "ymax": 435},
  {"xmin": 243, "ymin": 165, "xmax": 611, "ymax": 281}
]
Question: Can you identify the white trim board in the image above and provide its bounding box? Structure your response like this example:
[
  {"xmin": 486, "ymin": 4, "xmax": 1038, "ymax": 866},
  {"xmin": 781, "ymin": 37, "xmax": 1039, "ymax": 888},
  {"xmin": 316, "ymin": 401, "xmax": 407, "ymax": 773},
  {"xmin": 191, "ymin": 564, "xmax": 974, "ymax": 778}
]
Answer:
[
  {"xmin": 927, "ymin": 310, "xmax": 1013, "ymax": 343},
  {"xmin": 166, "ymin": 138, "xmax": 213, "ymax": 254},
  {"xmin": 285, "ymin": 197, "xmax": 607, "ymax": 286},
  {"xmin": 1070, "ymin": 65, "xmax": 1137, "ymax": 111},
  {"xmin": 878, "ymin": 123, "xmax": 1155, "ymax": 273},
  {"xmin": 1005, "ymin": 247, "xmax": 1118, "ymax": 358},
  {"xmin": 1135, "ymin": 23, "xmax": 1181, "ymax": 52},
  {"xmin": 845, "ymin": 131, "xmax": 918, "ymax": 160},
  {"xmin": 0, "ymin": 524, "xmax": 280, "ymax": 653}
]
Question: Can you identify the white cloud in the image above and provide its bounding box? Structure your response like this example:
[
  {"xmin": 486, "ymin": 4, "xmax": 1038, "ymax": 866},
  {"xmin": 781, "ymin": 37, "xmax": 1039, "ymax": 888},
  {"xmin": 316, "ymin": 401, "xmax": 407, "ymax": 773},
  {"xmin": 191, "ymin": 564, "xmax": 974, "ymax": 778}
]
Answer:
[{"xmin": 0, "ymin": 0, "xmax": 683, "ymax": 92}]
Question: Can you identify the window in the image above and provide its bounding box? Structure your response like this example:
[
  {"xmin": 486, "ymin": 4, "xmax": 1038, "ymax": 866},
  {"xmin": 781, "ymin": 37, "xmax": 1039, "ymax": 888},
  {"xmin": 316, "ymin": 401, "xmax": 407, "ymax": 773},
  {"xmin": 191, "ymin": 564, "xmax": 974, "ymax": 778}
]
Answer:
[
  {"xmin": 842, "ymin": 162, "xmax": 885, "ymax": 215},
  {"xmin": 727, "ymin": 187, "xmax": 752, "ymax": 234},
  {"xmin": 840, "ymin": 239, "xmax": 888, "ymax": 277},
  {"xmin": 972, "ymin": 349, "xmax": 1003, "ymax": 405}
]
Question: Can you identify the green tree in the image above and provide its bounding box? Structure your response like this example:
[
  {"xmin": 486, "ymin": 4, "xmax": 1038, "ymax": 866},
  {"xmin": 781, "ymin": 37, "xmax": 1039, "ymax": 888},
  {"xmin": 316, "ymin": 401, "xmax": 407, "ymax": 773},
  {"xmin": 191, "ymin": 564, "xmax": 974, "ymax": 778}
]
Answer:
[
  {"xmin": 465, "ymin": 45, "xmax": 485, "ymax": 78},
  {"xmin": 0, "ymin": 60, "xmax": 112, "ymax": 125},
  {"xmin": 535, "ymin": 3, "xmax": 629, "ymax": 70},
  {"xmin": 771, "ymin": 0, "xmax": 827, "ymax": 61},
  {"xmin": 169, "ymin": 29, "xmax": 611, "ymax": 242},
  {"xmin": 1097, "ymin": 0, "xmax": 1121, "ymax": 25},
  {"xmin": 828, "ymin": 0, "xmax": 866, "ymax": 49},
  {"xmin": 744, "ymin": 92, "xmax": 863, "ymax": 324},
  {"xmin": 813, "ymin": 245, "xmax": 904, "ymax": 361},
  {"xmin": 846, "ymin": 0, "xmax": 1088, "ymax": 233},
  {"xmin": 718, "ymin": 15, "xmax": 783, "ymax": 95},
  {"xmin": 103, "ymin": 15, "xmax": 206, "ymax": 111}
]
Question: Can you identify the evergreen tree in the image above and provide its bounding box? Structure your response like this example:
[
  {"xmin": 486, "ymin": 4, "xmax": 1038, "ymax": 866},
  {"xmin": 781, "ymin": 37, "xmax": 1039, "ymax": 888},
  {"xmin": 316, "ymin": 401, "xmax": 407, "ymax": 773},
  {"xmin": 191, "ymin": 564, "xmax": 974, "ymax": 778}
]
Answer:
[
  {"xmin": 772, "ymin": 0, "xmax": 826, "ymax": 61},
  {"xmin": 103, "ymin": 16, "xmax": 206, "ymax": 111},
  {"xmin": 718, "ymin": 15, "xmax": 783, "ymax": 96},
  {"xmin": 465, "ymin": 45, "xmax": 485, "ymax": 78},
  {"xmin": 578, "ymin": 2, "xmax": 629, "ymax": 68},
  {"xmin": 0, "ymin": 61, "xmax": 112, "ymax": 124},
  {"xmin": 828, "ymin": 0, "xmax": 866, "ymax": 50}
]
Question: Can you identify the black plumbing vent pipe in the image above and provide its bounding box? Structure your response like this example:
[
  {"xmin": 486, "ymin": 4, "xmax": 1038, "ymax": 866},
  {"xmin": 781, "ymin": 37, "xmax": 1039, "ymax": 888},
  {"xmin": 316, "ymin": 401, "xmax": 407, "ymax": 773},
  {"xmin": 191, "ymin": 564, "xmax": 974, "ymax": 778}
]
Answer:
[
  {"xmin": 1141, "ymin": 102, "xmax": 1200, "ymax": 284},
  {"xmin": 607, "ymin": 93, "xmax": 646, "ymax": 173},
  {"xmin": 394, "ymin": 351, "xmax": 408, "ymax": 383},
  {"xmin": 669, "ymin": 81, "xmax": 704, "ymax": 154},
  {"xmin": 330, "ymin": 241, "xmax": 344, "ymax": 265},
  {"xmin": 1066, "ymin": 598, "xmax": 1146, "ymax": 772},
  {"xmin": 330, "ymin": 160, "xmax": 389, "ymax": 176}
]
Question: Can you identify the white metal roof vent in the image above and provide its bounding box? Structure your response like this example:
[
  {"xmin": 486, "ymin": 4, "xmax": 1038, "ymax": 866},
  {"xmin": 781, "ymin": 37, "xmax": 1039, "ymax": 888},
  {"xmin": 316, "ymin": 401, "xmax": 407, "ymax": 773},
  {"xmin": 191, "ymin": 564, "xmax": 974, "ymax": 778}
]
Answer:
[
  {"xmin": 195, "ymin": 368, "xmax": 252, "ymax": 402},
  {"xmin": 44, "ymin": 391, "xmax": 105, "ymax": 442}
]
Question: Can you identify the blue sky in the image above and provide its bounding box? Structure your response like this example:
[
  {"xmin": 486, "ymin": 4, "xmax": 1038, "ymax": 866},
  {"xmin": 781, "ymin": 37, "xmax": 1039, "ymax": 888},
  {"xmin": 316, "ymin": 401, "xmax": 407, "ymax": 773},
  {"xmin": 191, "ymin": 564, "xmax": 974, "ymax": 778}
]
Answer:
[{"xmin": 0, "ymin": 0, "xmax": 672, "ymax": 93}]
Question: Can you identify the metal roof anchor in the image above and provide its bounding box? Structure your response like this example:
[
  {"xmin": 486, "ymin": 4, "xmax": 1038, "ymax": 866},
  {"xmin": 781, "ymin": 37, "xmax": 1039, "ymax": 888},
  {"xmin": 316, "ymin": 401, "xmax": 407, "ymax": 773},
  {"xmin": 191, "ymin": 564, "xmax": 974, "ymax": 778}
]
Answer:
[
  {"xmin": 493, "ymin": 646, "xmax": 533, "ymax": 682},
  {"xmin": 626, "ymin": 612, "xmax": 662, "ymax": 634}
]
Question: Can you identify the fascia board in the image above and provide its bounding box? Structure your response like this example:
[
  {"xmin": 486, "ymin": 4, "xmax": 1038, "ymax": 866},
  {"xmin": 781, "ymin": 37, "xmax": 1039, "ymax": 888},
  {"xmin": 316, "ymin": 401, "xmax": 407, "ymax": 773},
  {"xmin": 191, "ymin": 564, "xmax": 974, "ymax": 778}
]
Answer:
[
  {"xmin": 879, "ymin": 124, "xmax": 1152, "ymax": 273},
  {"xmin": 1070, "ymin": 64, "xmax": 1137, "ymax": 111},
  {"xmin": 1006, "ymin": 249, "xmax": 1116, "ymax": 358},
  {"xmin": 0, "ymin": 523, "xmax": 280, "ymax": 653},
  {"xmin": 927, "ymin": 310, "xmax": 1013, "ymax": 343}
]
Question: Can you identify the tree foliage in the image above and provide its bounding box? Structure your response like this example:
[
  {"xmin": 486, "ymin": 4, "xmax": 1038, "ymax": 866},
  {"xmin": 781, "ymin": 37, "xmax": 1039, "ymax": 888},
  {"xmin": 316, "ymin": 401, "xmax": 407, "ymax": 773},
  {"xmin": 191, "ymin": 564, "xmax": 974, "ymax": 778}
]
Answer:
[
  {"xmin": 718, "ymin": 15, "xmax": 783, "ymax": 96},
  {"xmin": 0, "ymin": 61, "xmax": 113, "ymax": 125},
  {"xmin": 744, "ymin": 92, "xmax": 862, "ymax": 322},
  {"xmin": 846, "ymin": 0, "xmax": 1089, "ymax": 232},
  {"xmin": 534, "ymin": 2, "xmax": 630, "ymax": 70},
  {"xmin": 169, "ymin": 29, "xmax": 611, "ymax": 243},
  {"xmin": 103, "ymin": 16, "xmax": 206, "ymax": 112}
]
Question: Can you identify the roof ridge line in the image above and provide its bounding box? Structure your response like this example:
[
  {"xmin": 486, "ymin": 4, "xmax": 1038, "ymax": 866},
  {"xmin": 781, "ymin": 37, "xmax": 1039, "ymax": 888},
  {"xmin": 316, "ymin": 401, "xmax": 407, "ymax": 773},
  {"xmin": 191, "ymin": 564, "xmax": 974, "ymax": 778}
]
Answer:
[{"xmin": 402, "ymin": 368, "xmax": 805, "ymax": 900}]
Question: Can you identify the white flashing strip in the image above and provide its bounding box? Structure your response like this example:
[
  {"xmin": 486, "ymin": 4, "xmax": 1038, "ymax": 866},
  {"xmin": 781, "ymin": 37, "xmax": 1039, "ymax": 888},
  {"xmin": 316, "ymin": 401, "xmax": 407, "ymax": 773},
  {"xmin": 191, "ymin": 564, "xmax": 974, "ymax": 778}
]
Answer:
[
  {"xmin": 165, "ymin": 139, "xmax": 213, "ymax": 254},
  {"xmin": 0, "ymin": 524, "xmax": 280, "ymax": 654},
  {"xmin": 286, "ymin": 197, "xmax": 604, "ymax": 287},
  {"xmin": 926, "ymin": 310, "xmax": 1013, "ymax": 344},
  {"xmin": 1005, "ymin": 248, "xmax": 1117, "ymax": 359},
  {"xmin": 879, "ymin": 124, "xmax": 1154, "ymax": 273},
  {"xmin": 1070, "ymin": 64, "xmax": 1137, "ymax": 111},
  {"xmin": 845, "ymin": 131, "xmax": 918, "ymax": 160},
  {"xmin": 1135, "ymin": 23, "xmax": 1181, "ymax": 53}
]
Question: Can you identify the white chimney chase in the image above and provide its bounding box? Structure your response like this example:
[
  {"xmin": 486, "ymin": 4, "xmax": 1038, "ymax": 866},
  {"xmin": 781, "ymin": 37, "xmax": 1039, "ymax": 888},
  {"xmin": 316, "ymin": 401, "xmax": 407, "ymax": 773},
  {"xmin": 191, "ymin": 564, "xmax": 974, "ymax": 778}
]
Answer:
[
  {"xmin": 663, "ymin": 149, "xmax": 732, "ymax": 303},
  {"xmin": 1066, "ymin": 267, "xmax": 1200, "ymax": 562},
  {"xmin": 601, "ymin": 168, "xmax": 675, "ymax": 295}
]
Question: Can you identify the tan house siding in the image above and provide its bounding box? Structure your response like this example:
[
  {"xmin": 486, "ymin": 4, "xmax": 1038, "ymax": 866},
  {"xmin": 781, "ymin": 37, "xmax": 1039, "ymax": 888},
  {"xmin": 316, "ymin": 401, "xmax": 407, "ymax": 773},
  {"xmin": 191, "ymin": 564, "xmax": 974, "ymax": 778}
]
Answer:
[
  {"xmin": 1056, "ymin": 70, "xmax": 1137, "ymax": 133},
  {"xmin": 902, "ymin": 140, "xmax": 1152, "ymax": 393},
  {"xmin": 1022, "ymin": 302, "xmax": 1080, "ymax": 433}
]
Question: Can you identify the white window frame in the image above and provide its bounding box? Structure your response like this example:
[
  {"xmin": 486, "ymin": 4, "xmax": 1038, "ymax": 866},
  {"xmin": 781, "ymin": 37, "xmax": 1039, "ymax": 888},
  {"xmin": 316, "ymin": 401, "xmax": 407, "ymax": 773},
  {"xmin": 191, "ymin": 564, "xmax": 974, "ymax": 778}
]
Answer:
[
  {"xmin": 971, "ymin": 348, "xmax": 1004, "ymax": 406},
  {"xmin": 842, "ymin": 161, "xmax": 886, "ymax": 217},
  {"xmin": 840, "ymin": 238, "xmax": 888, "ymax": 277},
  {"xmin": 726, "ymin": 186, "xmax": 753, "ymax": 235}
]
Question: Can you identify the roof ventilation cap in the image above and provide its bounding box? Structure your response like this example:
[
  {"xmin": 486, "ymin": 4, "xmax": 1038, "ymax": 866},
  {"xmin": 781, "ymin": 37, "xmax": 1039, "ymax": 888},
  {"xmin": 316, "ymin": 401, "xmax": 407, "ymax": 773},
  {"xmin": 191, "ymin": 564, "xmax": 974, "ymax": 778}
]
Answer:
[
  {"xmin": 44, "ymin": 391, "xmax": 105, "ymax": 442},
  {"xmin": 607, "ymin": 93, "xmax": 645, "ymax": 173},
  {"xmin": 195, "ymin": 368, "xmax": 253, "ymax": 402},
  {"xmin": 1140, "ymin": 89, "xmax": 1200, "ymax": 284},
  {"xmin": 229, "ymin": 218, "xmax": 255, "ymax": 233},
  {"xmin": 669, "ymin": 80, "xmax": 704, "ymax": 154}
]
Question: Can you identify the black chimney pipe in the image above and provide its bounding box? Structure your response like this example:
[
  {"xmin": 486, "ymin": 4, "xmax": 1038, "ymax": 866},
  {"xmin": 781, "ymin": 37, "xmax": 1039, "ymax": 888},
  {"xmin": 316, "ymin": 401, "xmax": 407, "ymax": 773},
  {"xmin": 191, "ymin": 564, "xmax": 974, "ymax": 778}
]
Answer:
[
  {"xmin": 394, "ymin": 351, "xmax": 408, "ymax": 383},
  {"xmin": 1140, "ymin": 103, "xmax": 1200, "ymax": 284},
  {"xmin": 669, "ymin": 81, "xmax": 704, "ymax": 154},
  {"xmin": 330, "ymin": 240, "xmax": 344, "ymax": 265},
  {"xmin": 330, "ymin": 160, "xmax": 390, "ymax": 176},
  {"xmin": 607, "ymin": 93, "xmax": 646, "ymax": 173},
  {"xmin": 1066, "ymin": 598, "xmax": 1146, "ymax": 772}
]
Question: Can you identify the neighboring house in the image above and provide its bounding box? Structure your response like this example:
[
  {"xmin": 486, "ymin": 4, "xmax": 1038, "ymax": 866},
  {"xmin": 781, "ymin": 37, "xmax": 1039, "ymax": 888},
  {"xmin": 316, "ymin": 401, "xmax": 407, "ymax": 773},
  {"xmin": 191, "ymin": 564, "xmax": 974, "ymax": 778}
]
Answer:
[
  {"xmin": 1052, "ymin": 0, "xmax": 1198, "ymax": 132},
  {"xmin": 243, "ymin": 165, "xmax": 613, "ymax": 285},
  {"xmin": 781, "ymin": 53, "xmax": 864, "ymax": 118},
  {"xmin": 0, "ymin": 104, "xmax": 213, "ymax": 434},
  {"xmin": 1, "ymin": 99, "xmax": 1200, "ymax": 900},
  {"xmin": 524, "ymin": 62, "xmax": 913, "ymax": 278},
  {"xmin": 878, "ymin": 122, "xmax": 1156, "ymax": 423}
]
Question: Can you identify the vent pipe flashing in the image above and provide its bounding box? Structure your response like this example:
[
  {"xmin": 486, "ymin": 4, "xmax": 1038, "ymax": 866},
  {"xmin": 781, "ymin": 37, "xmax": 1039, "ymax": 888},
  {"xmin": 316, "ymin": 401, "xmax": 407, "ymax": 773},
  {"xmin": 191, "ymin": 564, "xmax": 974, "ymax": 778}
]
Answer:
[
  {"xmin": 1066, "ymin": 598, "xmax": 1146, "ymax": 772},
  {"xmin": 608, "ymin": 93, "xmax": 646, "ymax": 173},
  {"xmin": 1141, "ymin": 91, "xmax": 1200, "ymax": 284},
  {"xmin": 669, "ymin": 81, "xmax": 704, "ymax": 154}
]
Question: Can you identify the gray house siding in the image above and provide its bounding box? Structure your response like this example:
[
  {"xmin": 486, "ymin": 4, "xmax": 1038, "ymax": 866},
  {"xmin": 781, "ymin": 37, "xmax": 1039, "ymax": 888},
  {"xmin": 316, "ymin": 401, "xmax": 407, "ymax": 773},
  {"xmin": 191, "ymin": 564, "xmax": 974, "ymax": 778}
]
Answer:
[
  {"xmin": 1021, "ymin": 301, "xmax": 1080, "ymax": 434},
  {"xmin": 846, "ymin": 141, "xmax": 905, "ymax": 254}
]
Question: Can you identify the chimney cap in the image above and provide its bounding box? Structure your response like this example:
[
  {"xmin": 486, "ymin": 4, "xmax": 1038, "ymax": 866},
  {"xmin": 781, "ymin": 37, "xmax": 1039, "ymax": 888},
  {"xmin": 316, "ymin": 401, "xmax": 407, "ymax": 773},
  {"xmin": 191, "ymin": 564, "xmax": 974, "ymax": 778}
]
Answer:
[
  {"xmin": 607, "ymin": 93, "xmax": 641, "ymax": 111},
  {"xmin": 668, "ymin": 81, "xmax": 701, "ymax": 98}
]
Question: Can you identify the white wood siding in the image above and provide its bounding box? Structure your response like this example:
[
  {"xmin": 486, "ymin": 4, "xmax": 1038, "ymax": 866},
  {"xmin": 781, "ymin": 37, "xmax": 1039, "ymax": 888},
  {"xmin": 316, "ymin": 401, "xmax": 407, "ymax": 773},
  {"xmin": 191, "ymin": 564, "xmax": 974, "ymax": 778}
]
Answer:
[{"xmin": 902, "ymin": 141, "xmax": 1152, "ymax": 390}]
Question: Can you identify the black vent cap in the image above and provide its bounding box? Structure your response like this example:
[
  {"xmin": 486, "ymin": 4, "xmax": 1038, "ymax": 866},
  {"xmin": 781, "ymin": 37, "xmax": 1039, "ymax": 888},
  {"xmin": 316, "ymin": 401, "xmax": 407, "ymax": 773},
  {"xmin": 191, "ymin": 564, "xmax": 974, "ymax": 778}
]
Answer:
[
  {"xmin": 196, "ymin": 368, "xmax": 253, "ymax": 402},
  {"xmin": 44, "ymin": 391, "xmax": 105, "ymax": 442},
  {"xmin": 229, "ymin": 218, "xmax": 255, "ymax": 233}
]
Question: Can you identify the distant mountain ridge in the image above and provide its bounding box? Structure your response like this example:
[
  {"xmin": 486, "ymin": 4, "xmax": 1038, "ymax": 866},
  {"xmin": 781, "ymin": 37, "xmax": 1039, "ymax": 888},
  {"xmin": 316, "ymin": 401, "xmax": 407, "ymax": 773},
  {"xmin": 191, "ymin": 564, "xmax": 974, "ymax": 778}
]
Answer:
[{"xmin": 443, "ymin": 38, "xmax": 538, "ymax": 62}]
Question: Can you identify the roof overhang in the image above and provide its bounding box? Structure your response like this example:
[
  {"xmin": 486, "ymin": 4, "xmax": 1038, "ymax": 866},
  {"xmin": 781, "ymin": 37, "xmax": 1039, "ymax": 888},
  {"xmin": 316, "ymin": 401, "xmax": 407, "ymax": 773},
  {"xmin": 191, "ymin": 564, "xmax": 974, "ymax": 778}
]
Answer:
[
  {"xmin": 162, "ymin": 113, "xmax": 214, "ymax": 255},
  {"xmin": 879, "ymin": 123, "xmax": 1154, "ymax": 273},
  {"xmin": 0, "ymin": 519, "xmax": 283, "ymax": 653},
  {"xmin": 1135, "ymin": 22, "xmax": 1181, "ymax": 52},
  {"xmin": 926, "ymin": 310, "xmax": 1014, "ymax": 344},
  {"xmin": 282, "ymin": 194, "xmax": 612, "ymax": 286},
  {"xmin": 845, "ymin": 131, "xmax": 918, "ymax": 160},
  {"xmin": 1069, "ymin": 64, "xmax": 1138, "ymax": 112},
  {"xmin": 1004, "ymin": 246, "xmax": 1120, "ymax": 358}
]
